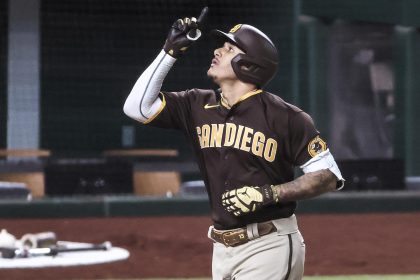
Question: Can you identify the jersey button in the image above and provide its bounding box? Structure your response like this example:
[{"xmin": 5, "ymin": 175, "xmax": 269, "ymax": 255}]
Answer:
[
  {"xmin": 224, "ymin": 181, "xmax": 229, "ymax": 186},
  {"xmin": 229, "ymin": 117, "xmax": 234, "ymax": 121},
  {"xmin": 224, "ymin": 154, "xmax": 229, "ymax": 160}
]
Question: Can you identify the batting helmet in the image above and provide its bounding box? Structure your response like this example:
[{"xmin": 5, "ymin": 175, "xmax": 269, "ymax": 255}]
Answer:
[{"xmin": 210, "ymin": 24, "xmax": 278, "ymax": 88}]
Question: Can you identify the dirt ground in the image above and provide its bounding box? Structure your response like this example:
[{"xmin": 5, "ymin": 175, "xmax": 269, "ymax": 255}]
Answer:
[{"xmin": 1, "ymin": 212, "xmax": 420, "ymax": 279}]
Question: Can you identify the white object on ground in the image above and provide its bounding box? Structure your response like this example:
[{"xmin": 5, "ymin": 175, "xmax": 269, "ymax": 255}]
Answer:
[{"xmin": 0, "ymin": 241, "xmax": 129, "ymax": 268}]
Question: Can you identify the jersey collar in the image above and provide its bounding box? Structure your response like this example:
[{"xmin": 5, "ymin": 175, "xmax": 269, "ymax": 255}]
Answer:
[{"xmin": 220, "ymin": 89, "xmax": 263, "ymax": 109}]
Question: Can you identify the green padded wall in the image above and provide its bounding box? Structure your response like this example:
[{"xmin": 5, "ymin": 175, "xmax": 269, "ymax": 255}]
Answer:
[
  {"xmin": 301, "ymin": 0, "xmax": 420, "ymax": 27},
  {"xmin": 298, "ymin": 0, "xmax": 420, "ymax": 175}
]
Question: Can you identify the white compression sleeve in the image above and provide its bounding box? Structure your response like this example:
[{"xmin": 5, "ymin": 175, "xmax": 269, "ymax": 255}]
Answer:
[
  {"xmin": 300, "ymin": 149, "xmax": 345, "ymax": 190},
  {"xmin": 123, "ymin": 50, "xmax": 176, "ymax": 123}
]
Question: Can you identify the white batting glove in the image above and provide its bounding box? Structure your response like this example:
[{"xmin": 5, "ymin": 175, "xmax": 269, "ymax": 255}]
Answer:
[{"xmin": 221, "ymin": 185, "xmax": 278, "ymax": 216}]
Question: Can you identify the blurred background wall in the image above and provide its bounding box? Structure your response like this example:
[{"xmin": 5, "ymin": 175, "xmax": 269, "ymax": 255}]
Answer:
[
  {"xmin": 1, "ymin": 0, "xmax": 420, "ymax": 196},
  {"xmin": 298, "ymin": 0, "xmax": 420, "ymax": 181}
]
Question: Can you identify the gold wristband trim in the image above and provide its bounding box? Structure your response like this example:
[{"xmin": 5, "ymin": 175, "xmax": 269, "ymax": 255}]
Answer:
[{"xmin": 144, "ymin": 92, "xmax": 166, "ymax": 124}]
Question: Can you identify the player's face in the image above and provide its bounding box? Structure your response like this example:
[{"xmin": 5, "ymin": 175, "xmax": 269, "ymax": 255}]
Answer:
[{"xmin": 207, "ymin": 42, "xmax": 244, "ymax": 85}]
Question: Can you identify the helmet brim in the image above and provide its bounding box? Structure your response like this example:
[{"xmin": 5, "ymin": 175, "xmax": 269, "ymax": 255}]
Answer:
[{"xmin": 210, "ymin": 29, "xmax": 240, "ymax": 48}]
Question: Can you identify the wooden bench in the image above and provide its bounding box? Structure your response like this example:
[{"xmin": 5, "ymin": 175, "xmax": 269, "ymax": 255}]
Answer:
[
  {"xmin": 0, "ymin": 149, "xmax": 51, "ymax": 198},
  {"xmin": 103, "ymin": 149, "xmax": 181, "ymax": 196}
]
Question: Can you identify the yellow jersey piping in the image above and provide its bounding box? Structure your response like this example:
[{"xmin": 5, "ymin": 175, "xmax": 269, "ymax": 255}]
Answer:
[
  {"xmin": 144, "ymin": 92, "xmax": 166, "ymax": 124},
  {"xmin": 220, "ymin": 89, "xmax": 263, "ymax": 109}
]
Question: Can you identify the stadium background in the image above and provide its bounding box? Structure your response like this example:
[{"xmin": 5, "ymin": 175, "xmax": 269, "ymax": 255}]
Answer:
[{"xmin": 1, "ymin": 0, "xmax": 420, "ymax": 279}]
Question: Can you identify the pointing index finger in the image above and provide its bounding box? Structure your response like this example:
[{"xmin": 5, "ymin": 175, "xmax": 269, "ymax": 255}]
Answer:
[{"xmin": 197, "ymin": 6, "xmax": 209, "ymax": 25}]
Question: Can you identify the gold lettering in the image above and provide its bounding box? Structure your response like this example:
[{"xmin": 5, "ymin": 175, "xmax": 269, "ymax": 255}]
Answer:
[
  {"xmin": 264, "ymin": 138, "xmax": 277, "ymax": 162},
  {"xmin": 224, "ymin": 123, "xmax": 236, "ymax": 147},
  {"xmin": 240, "ymin": 127, "xmax": 253, "ymax": 152},
  {"xmin": 196, "ymin": 126, "xmax": 202, "ymax": 148},
  {"xmin": 234, "ymin": 125, "xmax": 244, "ymax": 149},
  {"xmin": 252, "ymin": 131, "xmax": 265, "ymax": 157},
  {"xmin": 201, "ymin": 124, "xmax": 211, "ymax": 148},
  {"xmin": 210, "ymin": 124, "xmax": 224, "ymax": 147},
  {"xmin": 198, "ymin": 123, "xmax": 277, "ymax": 163}
]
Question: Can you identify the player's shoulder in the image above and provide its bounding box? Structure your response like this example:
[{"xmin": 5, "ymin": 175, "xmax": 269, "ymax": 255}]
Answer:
[
  {"xmin": 262, "ymin": 91, "xmax": 314, "ymax": 125},
  {"xmin": 186, "ymin": 88, "xmax": 219, "ymax": 103},
  {"xmin": 162, "ymin": 88, "xmax": 218, "ymax": 108},
  {"xmin": 188, "ymin": 88, "xmax": 217, "ymax": 96},
  {"xmin": 262, "ymin": 91, "xmax": 305, "ymax": 115}
]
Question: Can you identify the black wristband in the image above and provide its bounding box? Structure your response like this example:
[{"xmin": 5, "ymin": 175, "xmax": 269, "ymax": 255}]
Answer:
[{"xmin": 260, "ymin": 184, "xmax": 277, "ymax": 206}]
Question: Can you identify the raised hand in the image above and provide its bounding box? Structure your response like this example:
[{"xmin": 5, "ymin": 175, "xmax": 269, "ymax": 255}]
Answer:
[{"xmin": 163, "ymin": 7, "xmax": 208, "ymax": 58}]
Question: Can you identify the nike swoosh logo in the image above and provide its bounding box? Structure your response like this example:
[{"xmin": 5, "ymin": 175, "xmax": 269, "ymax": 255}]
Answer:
[{"xmin": 204, "ymin": 103, "xmax": 220, "ymax": 109}]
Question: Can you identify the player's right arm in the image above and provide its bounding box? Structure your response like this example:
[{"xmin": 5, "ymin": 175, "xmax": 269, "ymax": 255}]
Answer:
[
  {"xmin": 123, "ymin": 17, "xmax": 199, "ymax": 123},
  {"xmin": 123, "ymin": 50, "xmax": 175, "ymax": 123}
]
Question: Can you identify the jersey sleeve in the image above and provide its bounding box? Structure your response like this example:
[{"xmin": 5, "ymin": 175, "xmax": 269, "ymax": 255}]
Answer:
[
  {"xmin": 289, "ymin": 111, "xmax": 327, "ymax": 166},
  {"xmin": 144, "ymin": 90, "xmax": 192, "ymax": 130}
]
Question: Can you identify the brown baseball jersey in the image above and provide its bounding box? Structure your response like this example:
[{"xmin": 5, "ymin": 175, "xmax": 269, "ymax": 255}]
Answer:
[{"xmin": 146, "ymin": 88, "xmax": 325, "ymax": 230}]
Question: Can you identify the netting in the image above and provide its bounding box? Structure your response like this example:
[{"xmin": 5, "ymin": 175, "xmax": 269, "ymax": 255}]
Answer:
[{"xmin": 40, "ymin": 0, "xmax": 289, "ymax": 153}]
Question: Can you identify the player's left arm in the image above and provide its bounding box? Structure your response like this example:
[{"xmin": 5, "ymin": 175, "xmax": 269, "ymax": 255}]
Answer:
[
  {"xmin": 222, "ymin": 110, "xmax": 345, "ymax": 216},
  {"xmin": 222, "ymin": 159, "xmax": 342, "ymax": 217},
  {"xmin": 272, "ymin": 168, "xmax": 337, "ymax": 202}
]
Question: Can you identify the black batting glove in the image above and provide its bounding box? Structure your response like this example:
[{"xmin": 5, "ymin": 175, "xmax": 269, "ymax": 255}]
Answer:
[
  {"xmin": 163, "ymin": 17, "xmax": 197, "ymax": 58},
  {"xmin": 163, "ymin": 7, "xmax": 208, "ymax": 58},
  {"xmin": 221, "ymin": 185, "xmax": 279, "ymax": 216}
]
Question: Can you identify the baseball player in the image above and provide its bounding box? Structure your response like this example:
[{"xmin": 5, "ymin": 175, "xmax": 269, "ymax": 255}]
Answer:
[{"xmin": 123, "ymin": 9, "xmax": 344, "ymax": 280}]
